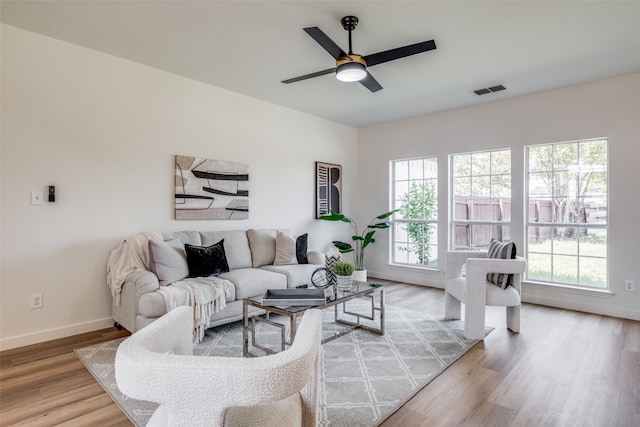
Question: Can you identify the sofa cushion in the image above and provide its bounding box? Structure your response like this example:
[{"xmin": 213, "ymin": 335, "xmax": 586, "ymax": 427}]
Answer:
[
  {"xmin": 219, "ymin": 268, "xmax": 286, "ymax": 299},
  {"xmin": 161, "ymin": 231, "xmax": 201, "ymax": 246},
  {"xmin": 260, "ymin": 264, "xmax": 322, "ymax": 289},
  {"xmin": 200, "ymin": 230, "xmax": 252, "ymax": 270},
  {"xmin": 447, "ymin": 277, "xmax": 520, "ymax": 307},
  {"xmin": 185, "ymin": 240, "xmax": 230, "ymax": 278},
  {"xmin": 148, "ymin": 239, "xmax": 189, "ymax": 286},
  {"xmin": 274, "ymin": 231, "xmax": 309, "ymax": 265},
  {"xmin": 247, "ymin": 229, "xmax": 277, "ymax": 267}
]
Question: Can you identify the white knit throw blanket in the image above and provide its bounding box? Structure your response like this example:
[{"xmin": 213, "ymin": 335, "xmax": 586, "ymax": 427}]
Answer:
[
  {"xmin": 157, "ymin": 277, "xmax": 234, "ymax": 343},
  {"xmin": 106, "ymin": 232, "xmax": 163, "ymax": 305},
  {"xmin": 107, "ymin": 232, "xmax": 234, "ymax": 343}
]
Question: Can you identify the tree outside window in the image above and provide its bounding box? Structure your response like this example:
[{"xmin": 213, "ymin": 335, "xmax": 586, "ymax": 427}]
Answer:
[
  {"xmin": 391, "ymin": 157, "xmax": 438, "ymax": 268},
  {"xmin": 526, "ymin": 138, "xmax": 608, "ymax": 288}
]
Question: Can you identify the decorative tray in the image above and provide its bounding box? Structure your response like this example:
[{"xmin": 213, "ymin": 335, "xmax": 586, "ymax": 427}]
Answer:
[{"xmin": 261, "ymin": 289, "xmax": 327, "ymax": 307}]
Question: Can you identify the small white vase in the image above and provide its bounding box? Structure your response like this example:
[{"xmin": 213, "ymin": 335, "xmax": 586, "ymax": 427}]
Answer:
[
  {"xmin": 352, "ymin": 269, "xmax": 367, "ymax": 282},
  {"xmin": 336, "ymin": 275, "xmax": 353, "ymax": 289}
]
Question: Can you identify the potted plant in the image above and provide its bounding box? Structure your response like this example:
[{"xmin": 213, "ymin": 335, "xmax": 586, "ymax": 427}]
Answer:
[
  {"xmin": 332, "ymin": 260, "xmax": 355, "ymax": 289},
  {"xmin": 319, "ymin": 209, "xmax": 398, "ymax": 281}
]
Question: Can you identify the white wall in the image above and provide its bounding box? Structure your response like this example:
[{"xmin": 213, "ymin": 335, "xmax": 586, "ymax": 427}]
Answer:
[
  {"xmin": 0, "ymin": 25, "xmax": 358, "ymax": 350},
  {"xmin": 359, "ymin": 72, "xmax": 640, "ymax": 321},
  {"xmin": 2, "ymin": 25, "xmax": 638, "ymax": 351}
]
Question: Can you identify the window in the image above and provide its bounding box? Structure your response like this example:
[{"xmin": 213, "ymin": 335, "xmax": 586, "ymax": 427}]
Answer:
[
  {"xmin": 526, "ymin": 138, "xmax": 608, "ymax": 288},
  {"xmin": 391, "ymin": 157, "xmax": 438, "ymax": 268},
  {"xmin": 450, "ymin": 149, "xmax": 511, "ymax": 250}
]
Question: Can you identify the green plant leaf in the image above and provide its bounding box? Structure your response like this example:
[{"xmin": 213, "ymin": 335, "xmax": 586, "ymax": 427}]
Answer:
[
  {"xmin": 318, "ymin": 212, "xmax": 345, "ymax": 221},
  {"xmin": 333, "ymin": 260, "xmax": 355, "ymax": 275},
  {"xmin": 363, "ymin": 230, "xmax": 376, "ymax": 242},
  {"xmin": 332, "ymin": 241, "xmax": 353, "ymax": 252},
  {"xmin": 375, "ymin": 209, "xmax": 399, "ymax": 220},
  {"xmin": 320, "ymin": 211, "xmax": 352, "ymax": 223},
  {"xmin": 362, "ymin": 236, "xmax": 375, "ymax": 250},
  {"xmin": 369, "ymin": 222, "xmax": 392, "ymax": 229}
]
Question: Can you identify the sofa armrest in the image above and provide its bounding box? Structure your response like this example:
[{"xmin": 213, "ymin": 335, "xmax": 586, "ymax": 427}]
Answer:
[
  {"xmin": 125, "ymin": 269, "xmax": 160, "ymax": 298},
  {"xmin": 306, "ymin": 250, "xmax": 324, "ymax": 265}
]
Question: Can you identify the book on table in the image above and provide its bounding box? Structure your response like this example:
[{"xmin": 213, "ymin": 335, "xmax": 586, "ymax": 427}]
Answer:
[{"xmin": 261, "ymin": 288, "xmax": 326, "ymax": 307}]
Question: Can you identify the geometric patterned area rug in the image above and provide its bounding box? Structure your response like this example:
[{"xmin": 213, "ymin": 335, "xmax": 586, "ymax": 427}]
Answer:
[{"xmin": 75, "ymin": 303, "xmax": 490, "ymax": 427}]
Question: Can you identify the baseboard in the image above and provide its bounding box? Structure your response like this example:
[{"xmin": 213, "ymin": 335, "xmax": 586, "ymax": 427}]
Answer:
[
  {"xmin": 369, "ymin": 269, "xmax": 639, "ymax": 321},
  {"xmin": 367, "ymin": 268, "xmax": 445, "ymax": 289},
  {"xmin": 521, "ymin": 293, "xmax": 640, "ymax": 321},
  {"xmin": 0, "ymin": 317, "xmax": 114, "ymax": 351}
]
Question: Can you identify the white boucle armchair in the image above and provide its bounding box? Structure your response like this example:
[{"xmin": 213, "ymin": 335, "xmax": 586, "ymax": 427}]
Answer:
[
  {"xmin": 444, "ymin": 251, "xmax": 527, "ymax": 340},
  {"xmin": 115, "ymin": 306, "xmax": 322, "ymax": 427}
]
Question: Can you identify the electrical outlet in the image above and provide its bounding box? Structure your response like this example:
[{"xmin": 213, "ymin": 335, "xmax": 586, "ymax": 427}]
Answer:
[
  {"xmin": 31, "ymin": 293, "xmax": 43, "ymax": 309},
  {"xmin": 624, "ymin": 280, "xmax": 635, "ymax": 292}
]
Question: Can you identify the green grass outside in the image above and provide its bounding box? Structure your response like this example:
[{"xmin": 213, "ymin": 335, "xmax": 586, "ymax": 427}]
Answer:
[{"xmin": 527, "ymin": 236, "xmax": 607, "ymax": 287}]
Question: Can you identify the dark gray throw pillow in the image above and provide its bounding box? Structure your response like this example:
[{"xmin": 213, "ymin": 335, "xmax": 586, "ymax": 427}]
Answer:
[
  {"xmin": 296, "ymin": 233, "xmax": 308, "ymax": 264},
  {"xmin": 185, "ymin": 239, "xmax": 229, "ymax": 278},
  {"xmin": 486, "ymin": 238, "xmax": 517, "ymax": 289}
]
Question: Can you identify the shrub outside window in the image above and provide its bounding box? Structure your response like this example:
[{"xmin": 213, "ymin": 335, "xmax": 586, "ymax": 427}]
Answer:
[{"xmin": 391, "ymin": 157, "xmax": 438, "ymax": 268}]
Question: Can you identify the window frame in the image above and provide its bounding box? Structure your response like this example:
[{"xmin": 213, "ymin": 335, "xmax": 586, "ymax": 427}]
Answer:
[
  {"xmin": 449, "ymin": 148, "xmax": 512, "ymax": 251},
  {"xmin": 525, "ymin": 138, "xmax": 609, "ymax": 289},
  {"xmin": 390, "ymin": 156, "xmax": 439, "ymax": 269}
]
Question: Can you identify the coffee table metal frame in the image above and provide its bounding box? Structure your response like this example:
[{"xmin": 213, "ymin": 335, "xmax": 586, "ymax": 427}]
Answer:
[{"xmin": 242, "ymin": 283, "xmax": 384, "ymax": 357}]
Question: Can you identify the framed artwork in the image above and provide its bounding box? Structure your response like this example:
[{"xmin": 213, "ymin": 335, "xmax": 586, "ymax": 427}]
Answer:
[
  {"xmin": 175, "ymin": 155, "xmax": 249, "ymax": 220},
  {"xmin": 315, "ymin": 161, "xmax": 342, "ymax": 218}
]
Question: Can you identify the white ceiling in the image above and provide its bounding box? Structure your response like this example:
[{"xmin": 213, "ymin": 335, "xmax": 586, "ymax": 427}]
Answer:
[{"xmin": 3, "ymin": 1, "xmax": 640, "ymax": 128}]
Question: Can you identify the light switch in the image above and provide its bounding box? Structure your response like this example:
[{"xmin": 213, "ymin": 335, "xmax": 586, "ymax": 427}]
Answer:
[{"xmin": 31, "ymin": 191, "xmax": 44, "ymax": 205}]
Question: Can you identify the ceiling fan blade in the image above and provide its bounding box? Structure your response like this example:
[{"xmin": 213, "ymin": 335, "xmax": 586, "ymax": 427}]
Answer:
[
  {"xmin": 359, "ymin": 72, "xmax": 383, "ymax": 93},
  {"xmin": 364, "ymin": 39, "xmax": 436, "ymax": 67},
  {"xmin": 303, "ymin": 26, "xmax": 348, "ymax": 60},
  {"xmin": 281, "ymin": 67, "xmax": 336, "ymax": 84}
]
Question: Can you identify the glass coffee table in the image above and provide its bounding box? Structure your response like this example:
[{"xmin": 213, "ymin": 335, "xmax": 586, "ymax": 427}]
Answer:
[{"xmin": 243, "ymin": 282, "xmax": 384, "ymax": 357}]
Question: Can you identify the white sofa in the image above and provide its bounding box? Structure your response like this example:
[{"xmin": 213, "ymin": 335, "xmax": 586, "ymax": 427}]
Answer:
[{"xmin": 111, "ymin": 229, "xmax": 323, "ymax": 333}]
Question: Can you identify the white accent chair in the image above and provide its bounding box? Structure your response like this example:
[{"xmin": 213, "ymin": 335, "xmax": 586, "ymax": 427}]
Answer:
[
  {"xmin": 115, "ymin": 306, "xmax": 322, "ymax": 427},
  {"xmin": 444, "ymin": 251, "xmax": 527, "ymax": 340}
]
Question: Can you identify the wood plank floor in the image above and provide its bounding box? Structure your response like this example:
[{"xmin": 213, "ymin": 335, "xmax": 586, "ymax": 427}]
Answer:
[{"xmin": 1, "ymin": 282, "xmax": 638, "ymax": 426}]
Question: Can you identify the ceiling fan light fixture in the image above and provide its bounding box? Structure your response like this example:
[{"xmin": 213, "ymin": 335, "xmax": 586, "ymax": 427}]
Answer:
[
  {"xmin": 335, "ymin": 55, "xmax": 367, "ymax": 82},
  {"xmin": 336, "ymin": 62, "xmax": 367, "ymax": 82}
]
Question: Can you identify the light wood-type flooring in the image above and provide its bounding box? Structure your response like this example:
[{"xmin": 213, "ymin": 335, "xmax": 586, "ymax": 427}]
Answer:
[{"xmin": 1, "ymin": 281, "xmax": 639, "ymax": 426}]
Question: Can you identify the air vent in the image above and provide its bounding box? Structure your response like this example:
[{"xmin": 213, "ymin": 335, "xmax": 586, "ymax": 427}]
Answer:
[
  {"xmin": 473, "ymin": 88, "xmax": 491, "ymax": 95},
  {"xmin": 474, "ymin": 84, "xmax": 506, "ymax": 96}
]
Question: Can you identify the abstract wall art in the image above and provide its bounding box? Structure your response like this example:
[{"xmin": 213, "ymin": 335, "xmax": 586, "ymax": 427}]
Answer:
[
  {"xmin": 315, "ymin": 161, "xmax": 342, "ymax": 218},
  {"xmin": 175, "ymin": 155, "xmax": 249, "ymax": 220}
]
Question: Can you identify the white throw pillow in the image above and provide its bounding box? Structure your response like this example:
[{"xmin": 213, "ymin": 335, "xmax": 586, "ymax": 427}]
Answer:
[{"xmin": 148, "ymin": 239, "xmax": 189, "ymax": 286}]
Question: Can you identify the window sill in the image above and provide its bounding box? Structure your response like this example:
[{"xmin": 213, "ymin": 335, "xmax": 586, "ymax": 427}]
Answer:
[
  {"xmin": 388, "ymin": 262, "xmax": 439, "ymax": 272},
  {"xmin": 523, "ymin": 280, "xmax": 615, "ymax": 298}
]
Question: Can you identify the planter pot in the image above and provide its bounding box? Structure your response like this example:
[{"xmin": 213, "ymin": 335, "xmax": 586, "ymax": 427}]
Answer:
[
  {"xmin": 336, "ymin": 275, "xmax": 353, "ymax": 289},
  {"xmin": 352, "ymin": 269, "xmax": 367, "ymax": 282}
]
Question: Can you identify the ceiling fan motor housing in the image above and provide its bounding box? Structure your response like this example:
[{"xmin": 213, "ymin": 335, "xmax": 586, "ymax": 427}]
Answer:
[
  {"xmin": 336, "ymin": 54, "xmax": 366, "ymax": 67},
  {"xmin": 341, "ymin": 16, "xmax": 358, "ymax": 31}
]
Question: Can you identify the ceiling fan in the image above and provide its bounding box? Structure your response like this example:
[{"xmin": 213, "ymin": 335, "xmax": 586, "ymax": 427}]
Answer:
[{"xmin": 281, "ymin": 16, "xmax": 437, "ymax": 93}]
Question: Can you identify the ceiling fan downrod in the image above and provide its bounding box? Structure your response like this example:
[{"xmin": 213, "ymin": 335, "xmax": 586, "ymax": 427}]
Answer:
[{"xmin": 341, "ymin": 16, "xmax": 358, "ymax": 55}]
